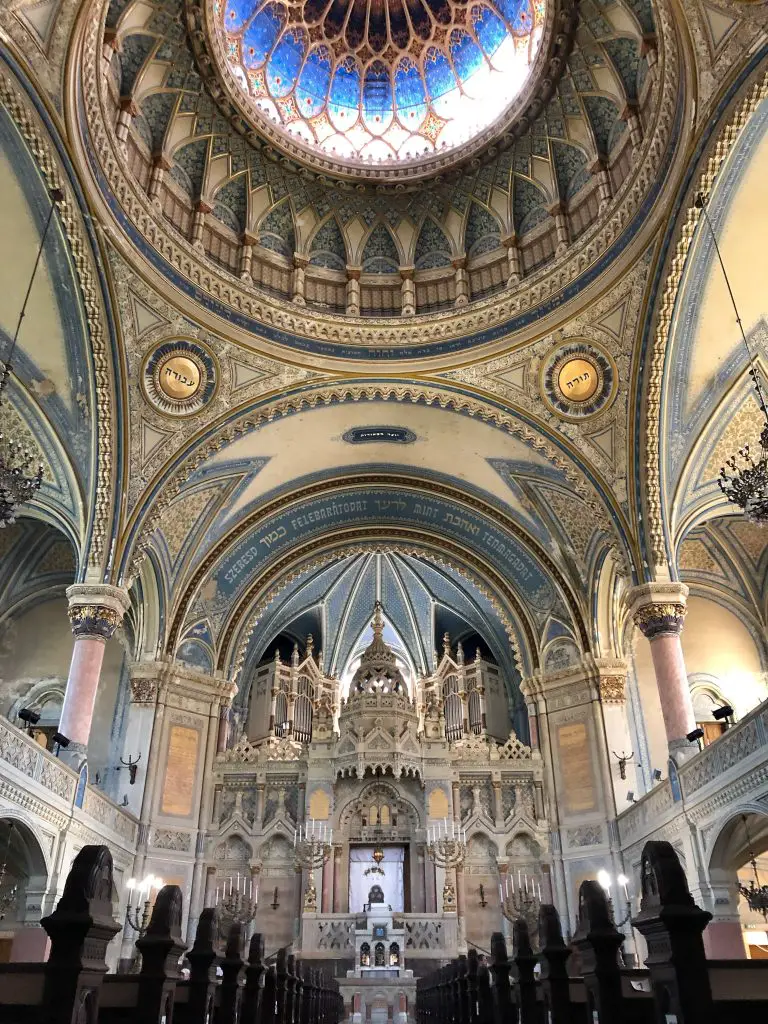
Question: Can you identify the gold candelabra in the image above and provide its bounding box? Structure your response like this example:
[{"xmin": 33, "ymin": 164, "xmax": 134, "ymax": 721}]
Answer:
[
  {"xmin": 293, "ymin": 820, "xmax": 332, "ymax": 912},
  {"xmin": 216, "ymin": 873, "xmax": 259, "ymax": 924},
  {"xmin": 499, "ymin": 870, "xmax": 542, "ymax": 937},
  {"xmin": 426, "ymin": 819, "xmax": 466, "ymax": 913}
]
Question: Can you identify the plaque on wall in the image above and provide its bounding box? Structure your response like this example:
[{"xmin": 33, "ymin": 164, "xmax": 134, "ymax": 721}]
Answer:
[
  {"xmin": 161, "ymin": 724, "xmax": 200, "ymax": 816},
  {"xmin": 557, "ymin": 722, "xmax": 596, "ymax": 814}
]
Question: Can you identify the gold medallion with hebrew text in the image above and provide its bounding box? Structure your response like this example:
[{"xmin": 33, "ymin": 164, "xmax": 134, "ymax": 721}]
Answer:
[
  {"xmin": 142, "ymin": 340, "xmax": 217, "ymax": 417},
  {"xmin": 541, "ymin": 342, "xmax": 616, "ymax": 420},
  {"xmin": 556, "ymin": 357, "xmax": 599, "ymax": 403}
]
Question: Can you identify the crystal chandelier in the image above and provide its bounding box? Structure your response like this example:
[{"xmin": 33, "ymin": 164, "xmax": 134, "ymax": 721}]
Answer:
[
  {"xmin": 738, "ymin": 815, "xmax": 768, "ymax": 919},
  {"xmin": 0, "ymin": 188, "xmax": 63, "ymax": 529},
  {"xmin": 694, "ymin": 194, "xmax": 768, "ymax": 524}
]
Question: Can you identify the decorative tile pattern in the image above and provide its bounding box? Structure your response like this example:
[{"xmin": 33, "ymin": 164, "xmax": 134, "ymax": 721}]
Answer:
[
  {"xmin": 309, "ymin": 217, "xmax": 347, "ymax": 269},
  {"xmin": 465, "ymin": 201, "xmax": 501, "ymax": 259}
]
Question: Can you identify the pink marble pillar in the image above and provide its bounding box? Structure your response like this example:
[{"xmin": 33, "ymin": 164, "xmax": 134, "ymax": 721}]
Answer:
[
  {"xmin": 704, "ymin": 921, "xmax": 746, "ymax": 959},
  {"xmin": 629, "ymin": 583, "xmax": 695, "ymax": 753},
  {"xmin": 58, "ymin": 585, "xmax": 129, "ymax": 761}
]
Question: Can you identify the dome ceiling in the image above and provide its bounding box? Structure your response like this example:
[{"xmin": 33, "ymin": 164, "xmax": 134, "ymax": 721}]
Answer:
[{"xmin": 217, "ymin": 0, "xmax": 546, "ymax": 167}]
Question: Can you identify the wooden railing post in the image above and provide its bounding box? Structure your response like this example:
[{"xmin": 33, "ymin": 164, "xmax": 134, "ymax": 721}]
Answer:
[
  {"xmin": 511, "ymin": 920, "xmax": 538, "ymax": 1024},
  {"xmin": 632, "ymin": 840, "xmax": 714, "ymax": 1024},
  {"xmin": 40, "ymin": 844, "xmax": 121, "ymax": 1024},
  {"xmin": 276, "ymin": 948, "xmax": 290, "ymax": 1024},
  {"xmin": 216, "ymin": 922, "xmax": 245, "ymax": 1024},
  {"xmin": 572, "ymin": 880, "xmax": 624, "ymax": 1024},
  {"xmin": 262, "ymin": 964, "xmax": 278, "ymax": 1024},
  {"xmin": 456, "ymin": 956, "xmax": 469, "ymax": 1024},
  {"xmin": 537, "ymin": 904, "xmax": 573, "ymax": 1024},
  {"xmin": 241, "ymin": 932, "xmax": 267, "ymax": 1024},
  {"xmin": 135, "ymin": 884, "xmax": 187, "ymax": 1023},
  {"xmin": 488, "ymin": 932, "xmax": 514, "ymax": 1024},
  {"xmin": 183, "ymin": 907, "xmax": 219, "ymax": 1024},
  {"xmin": 287, "ymin": 954, "xmax": 300, "ymax": 1024}
]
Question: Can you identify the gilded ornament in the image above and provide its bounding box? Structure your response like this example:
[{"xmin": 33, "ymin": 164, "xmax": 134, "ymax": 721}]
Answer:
[
  {"xmin": 541, "ymin": 342, "xmax": 616, "ymax": 420},
  {"xmin": 142, "ymin": 340, "xmax": 217, "ymax": 417},
  {"xmin": 633, "ymin": 602, "xmax": 687, "ymax": 640},
  {"xmin": 67, "ymin": 604, "xmax": 122, "ymax": 640},
  {"xmin": 598, "ymin": 676, "xmax": 626, "ymax": 704}
]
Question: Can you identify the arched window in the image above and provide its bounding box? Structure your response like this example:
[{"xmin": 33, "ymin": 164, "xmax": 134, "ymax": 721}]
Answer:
[
  {"xmin": 444, "ymin": 692, "xmax": 463, "ymax": 741},
  {"xmin": 374, "ymin": 942, "xmax": 385, "ymax": 966},
  {"xmin": 369, "ymin": 803, "xmax": 379, "ymax": 825},
  {"xmin": 274, "ymin": 692, "xmax": 289, "ymax": 737},
  {"xmin": 293, "ymin": 693, "xmax": 313, "ymax": 743},
  {"xmin": 389, "ymin": 942, "xmax": 400, "ymax": 966},
  {"xmin": 379, "ymin": 804, "xmax": 390, "ymax": 826},
  {"xmin": 468, "ymin": 690, "xmax": 482, "ymax": 734},
  {"xmin": 360, "ymin": 942, "xmax": 370, "ymax": 967}
]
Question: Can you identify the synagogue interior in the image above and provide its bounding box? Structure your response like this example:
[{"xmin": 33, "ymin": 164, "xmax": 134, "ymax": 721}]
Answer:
[{"xmin": 1, "ymin": 0, "xmax": 768, "ymax": 1016}]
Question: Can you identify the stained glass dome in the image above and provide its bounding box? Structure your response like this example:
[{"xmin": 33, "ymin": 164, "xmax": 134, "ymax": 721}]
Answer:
[{"xmin": 214, "ymin": 0, "xmax": 546, "ymax": 172}]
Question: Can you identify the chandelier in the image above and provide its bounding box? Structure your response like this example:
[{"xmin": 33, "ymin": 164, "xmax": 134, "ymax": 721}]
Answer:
[
  {"xmin": 694, "ymin": 193, "xmax": 768, "ymax": 524},
  {"xmin": 737, "ymin": 815, "xmax": 768, "ymax": 919},
  {"xmin": 0, "ymin": 188, "xmax": 63, "ymax": 529}
]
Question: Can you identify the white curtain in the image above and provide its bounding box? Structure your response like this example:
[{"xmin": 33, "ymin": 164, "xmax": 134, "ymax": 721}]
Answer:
[{"xmin": 348, "ymin": 847, "xmax": 405, "ymax": 912}]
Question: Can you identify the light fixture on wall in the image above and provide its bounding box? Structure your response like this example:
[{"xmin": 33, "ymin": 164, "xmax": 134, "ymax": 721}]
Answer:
[
  {"xmin": 737, "ymin": 815, "xmax": 768, "ymax": 919},
  {"xmin": 0, "ymin": 822, "xmax": 19, "ymax": 920},
  {"xmin": 596, "ymin": 870, "xmax": 632, "ymax": 928},
  {"xmin": 694, "ymin": 193, "xmax": 768, "ymax": 524},
  {"xmin": 0, "ymin": 189, "xmax": 64, "ymax": 529},
  {"xmin": 216, "ymin": 873, "xmax": 259, "ymax": 925}
]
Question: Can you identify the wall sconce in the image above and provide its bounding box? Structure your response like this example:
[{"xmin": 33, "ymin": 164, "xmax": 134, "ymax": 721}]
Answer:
[
  {"xmin": 119, "ymin": 753, "xmax": 142, "ymax": 784},
  {"xmin": 612, "ymin": 750, "xmax": 634, "ymax": 780},
  {"xmin": 478, "ymin": 884, "xmax": 487, "ymax": 908},
  {"xmin": 271, "ymin": 886, "xmax": 280, "ymax": 910}
]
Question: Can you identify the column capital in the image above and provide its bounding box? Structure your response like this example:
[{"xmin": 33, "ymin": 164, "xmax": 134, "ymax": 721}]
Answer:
[
  {"xmin": 346, "ymin": 265, "xmax": 362, "ymax": 281},
  {"xmin": 293, "ymin": 253, "xmax": 310, "ymax": 269},
  {"xmin": 66, "ymin": 583, "xmax": 130, "ymax": 640},
  {"xmin": 626, "ymin": 583, "xmax": 688, "ymax": 639}
]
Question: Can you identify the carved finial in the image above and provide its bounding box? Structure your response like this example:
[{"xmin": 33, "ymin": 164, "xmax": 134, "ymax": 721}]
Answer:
[
  {"xmin": 456, "ymin": 641, "xmax": 464, "ymax": 664},
  {"xmin": 475, "ymin": 647, "xmax": 482, "ymax": 663},
  {"xmin": 292, "ymin": 642, "xmax": 299, "ymax": 666},
  {"xmin": 318, "ymin": 649, "xmax": 324, "ymax": 672},
  {"xmin": 443, "ymin": 632, "xmax": 451, "ymax": 655},
  {"xmin": 306, "ymin": 633, "xmax": 314, "ymax": 656},
  {"xmin": 274, "ymin": 648, "xmax": 281, "ymax": 665},
  {"xmin": 371, "ymin": 601, "xmax": 384, "ymax": 638}
]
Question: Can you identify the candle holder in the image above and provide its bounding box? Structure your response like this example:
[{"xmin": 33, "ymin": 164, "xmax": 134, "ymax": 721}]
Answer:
[
  {"xmin": 293, "ymin": 820, "xmax": 332, "ymax": 912},
  {"xmin": 499, "ymin": 870, "xmax": 542, "ymax": 942},
  {"xmin": 597, "ymin": 870, "xmax": 632, "ymax": 928},
  {"xmin": 426, "ymin": 819, "xmax": 466, "ymax": 913},
  {"xmin": 125, "ymin": 874, "xmax": 163, "ymax": 937},
  {"xmin": 216, "ymin": 873, "xmax": 259, "ymax": 925}
]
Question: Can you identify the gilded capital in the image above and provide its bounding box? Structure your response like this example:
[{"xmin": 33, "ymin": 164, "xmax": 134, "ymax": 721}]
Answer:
[
  {"xmin": 66, "ymin": 584, "xmax": 130, "ymax": 641},
  {"xmin": 626, "ymin": 583, "xmax": 688, "ymax": 640},
  {"xmin": 598, "ymin": 676, "xmax": 626, "ymax": 703}
]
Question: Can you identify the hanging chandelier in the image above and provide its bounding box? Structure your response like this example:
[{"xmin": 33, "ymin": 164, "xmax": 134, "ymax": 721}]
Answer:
[
  {"xmin": 694, "ymin": 193, "xmax": 768, "ymax": 524},
  {"xmin": 738, "ymin": 814, "xmax": 768, "ymax": 919},
  {"xmin": 0, "ymin": 188, "xmax": 63, "ymax": 529}
]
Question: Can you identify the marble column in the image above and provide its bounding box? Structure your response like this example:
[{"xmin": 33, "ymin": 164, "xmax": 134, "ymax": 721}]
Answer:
[
  {"xmin": 58, "ymin": 584, "xmax": 130, "ymax": 765},
  {"xmin": 239, "ymin": 232, "xmax": 256, "ymax": 282},
  {"xmin": 590, "ymin": 159, "xmax": 613, "ymax": 211},
  {"xmin": 292, "ymin": 254, "xmax": 309, "ymax": 305},
  {"xmin": 147, "ymin": 155, "xmax": 170, "ymax": 206},
  {"xmin": 191, "ymin": 201, "xmax": 212, "ymax": 251},
  {"xmin": 492, "ymin": 780, "xmax": 503, "ymax": 828},
  {"xmin": 346, "ymin": 267, "xmax": 361, "ymax": 316},
  {"xmin": 400, "ymin": 267, "xmax": 416, "ymax": 316},
  {"xmin": 501, "ymin": 235, "xmax": 522, "ymax": 285},
  {"xmin": 628, "ymin": 583, "xmax": 695, "ymax": 757},
  {"xmin": 452, "ymin": 257, "xmax": 470, "ymax": 307},
  {"xmin": 548, "ymin": 202, "xmax": 570, "ymax": 253}
]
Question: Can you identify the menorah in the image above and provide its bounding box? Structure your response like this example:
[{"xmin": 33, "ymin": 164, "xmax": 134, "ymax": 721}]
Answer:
[
  {"xmin": 499, "ymin": 870, "xmax": 541, "ymax": 939},
  {"xmin": 216, "ymin": 872, "xmax": 259, "ymax": 925},
  {"xmin": 294, "ymin": 820, "xmax": 333, "ymax": 912},
  {"xmin": 426, "ymin": 819, "xmax": 467, "ymax": 913}
]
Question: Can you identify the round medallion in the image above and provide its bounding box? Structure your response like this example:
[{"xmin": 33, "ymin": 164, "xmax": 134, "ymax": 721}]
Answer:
[
  {"xmin": 142, "ymin": 341, "xmax": 217, "ymax": 417},
  {"xmin": 541, "ymin": 343, "xmax": 616, "ymax": 420}
]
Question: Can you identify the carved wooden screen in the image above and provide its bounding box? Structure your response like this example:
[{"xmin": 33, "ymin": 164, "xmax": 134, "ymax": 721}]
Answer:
[
  {"xmin": 293, "ymin": 693, "xmax": 313, "ymax": 742},
  {"xmin": 274, "ymin": 691, "xmax": 289, "ymax": 736}
]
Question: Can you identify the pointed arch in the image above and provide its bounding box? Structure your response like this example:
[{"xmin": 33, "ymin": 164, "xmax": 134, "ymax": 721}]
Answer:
[
  {"xmin": 361, "ymin": 223, "xmax": 401, "ymax": 273},
  {"xmin": 308, "ymin": 216, "xmax": 347, "ymax": 270},
  {"xmin": 413, "ymin": 218, "xmax": 452, "ymax": 270},
  {"xmin": 258, "ymin": 200, "xmax": 297, "ymax": 260},
  {"xmin": 464, "ymin": 202, "xmax": 501, "ymax": 260}
]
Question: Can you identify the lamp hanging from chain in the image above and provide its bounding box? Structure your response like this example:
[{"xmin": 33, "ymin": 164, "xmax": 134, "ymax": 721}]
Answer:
[
  {"xmin": 737, "ymin": 814, "xmax": 768, "ymax": 919},
  {"xmin": 694, "ymin": 193, "xmax": 768, "ymax": 524},
  {"xmin": 0, "ymin": 188, "xmax": 64, "ymax": 529}
]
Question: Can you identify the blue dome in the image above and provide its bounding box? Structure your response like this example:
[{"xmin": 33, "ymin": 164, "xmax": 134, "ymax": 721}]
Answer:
[{"xmin": 216, "ymin": 0, "xmax": 545, "ymax": 166}]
